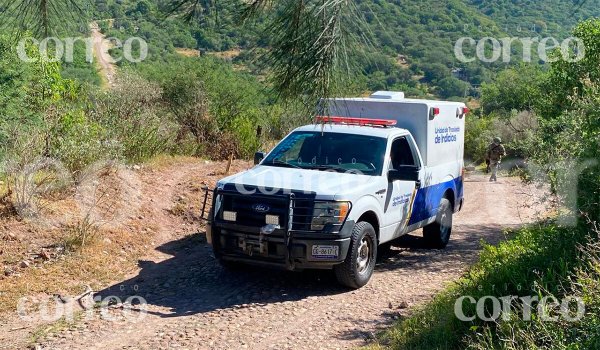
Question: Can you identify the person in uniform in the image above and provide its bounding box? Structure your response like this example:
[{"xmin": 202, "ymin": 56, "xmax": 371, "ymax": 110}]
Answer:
[{"xmin": 485, "ymin": 137, "xmax": 506, "ymax": 182}]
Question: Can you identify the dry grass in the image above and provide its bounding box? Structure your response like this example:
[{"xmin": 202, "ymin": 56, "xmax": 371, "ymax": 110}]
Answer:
[
  {"xmin": 63, "ymin": 217, "xmax": 100, "ymax": 252},
  {"xmin": 175, "ymin": 48, "xmax": 200, "ymax": 57},
  {"xmin": 0, "ymin": 225, "xmax": 153, "ymax": 314},
  {"xmin": 0, "ymin": 156, "xmax": 251, "ymax": 317},
  {"xmin": 0, "ymin": 162, "xmax": 157, "ymax": 314},
  {"xmin": 144, "ymin": 154, "xmax": 205, "ymax": 170},
  {"xmin": 169, "ymin": 202, "xmax": 186, "ymax": 216},
  {"xmin": 208, "ymin": 48, "xmax": 242, "ymax": 60}
]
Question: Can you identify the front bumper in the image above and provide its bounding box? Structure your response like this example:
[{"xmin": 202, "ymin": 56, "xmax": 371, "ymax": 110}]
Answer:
[{"xmin": 209, "ymin": 220, "xmax": 355, "ymax": 270}]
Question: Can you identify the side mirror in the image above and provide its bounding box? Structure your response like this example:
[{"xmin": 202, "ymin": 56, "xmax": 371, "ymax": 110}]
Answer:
[
  {"xmin": 254, "ymin": 151, "xmax": 266, "ymax": 165},
  {"xmin": 388, "ymin": 166, "xmax": 420, "ymax": 182}
]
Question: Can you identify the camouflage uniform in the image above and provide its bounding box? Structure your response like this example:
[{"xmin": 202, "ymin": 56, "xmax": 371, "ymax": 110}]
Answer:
[{"xmin": 485, "ymin": 137, "xmax": 506, "ymax": 182}]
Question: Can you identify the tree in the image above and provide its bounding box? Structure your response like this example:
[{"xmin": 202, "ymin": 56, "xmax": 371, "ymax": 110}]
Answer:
[
  {"xmin": 480, "ymin": 65, "xmax": 544, "ymax": 115},
  {"xmin": 543, "ymin": 18, "xmax": 600, "ymax": 119},
  {"xmin": 0, "ymin": 0, "xmax": 84, "ymax": 37},
  {"xmin": 1, "ymin": 0, "xmax": 371, "ymax": 110},
  {"xmin": 436, "ymin": 77, "xmax": 469, "ymax": 99},
  {"xmin": 421, "ymin": 63, "xmax": 449, "ymax": 83}
]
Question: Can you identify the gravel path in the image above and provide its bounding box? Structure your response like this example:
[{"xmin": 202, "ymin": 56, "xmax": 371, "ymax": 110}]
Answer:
[{"xmin": 23, "ymin": 167, "xmax": 549, "ymax": 350}]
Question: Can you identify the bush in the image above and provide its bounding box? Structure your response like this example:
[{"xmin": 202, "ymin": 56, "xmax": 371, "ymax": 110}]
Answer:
[
  {"xmin": 91, "ymin": 72, "xmax": 180, "ymax": 163},
  {"xmin": 372, "ymin": 224, "xmax": 591, "ymax": 350},
  {"xmin": 48, "ymin": 108, "xmax": 118, "ymax": 176},
  {"xmin": 464, "ymin": 115, "xmax": 494, "ymax": 164}
]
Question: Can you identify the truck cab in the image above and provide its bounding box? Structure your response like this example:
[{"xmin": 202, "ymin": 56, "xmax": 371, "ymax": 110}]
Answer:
[{"xmin": 204, "ymin": 91, "xmax": 466, "ymax": 288}]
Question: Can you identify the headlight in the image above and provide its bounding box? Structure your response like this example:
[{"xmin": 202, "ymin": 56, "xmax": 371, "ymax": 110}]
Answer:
[{"xmin": 311, "ymin": 202, "xmax": 350, "ymax": 231}]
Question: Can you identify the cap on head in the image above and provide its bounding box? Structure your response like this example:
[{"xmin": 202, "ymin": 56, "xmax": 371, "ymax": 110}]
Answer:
[{"xmin": 493, "ymin": 137, "xmax": 501, "ymax": 143}]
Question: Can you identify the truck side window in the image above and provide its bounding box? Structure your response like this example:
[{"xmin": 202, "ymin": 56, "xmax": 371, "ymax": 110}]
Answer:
[{"xmin": 390, "ymin": 137, "xmax": 416, "ymax": 169}]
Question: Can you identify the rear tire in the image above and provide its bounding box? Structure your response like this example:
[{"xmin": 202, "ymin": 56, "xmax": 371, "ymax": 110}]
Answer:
[
  {"xmin": 334, "ymin": 221, "xmax": 377, "ymax": 289},
  {"xmin": 423, "ymin": 198, "xmax": 453, "ymax": 249}
]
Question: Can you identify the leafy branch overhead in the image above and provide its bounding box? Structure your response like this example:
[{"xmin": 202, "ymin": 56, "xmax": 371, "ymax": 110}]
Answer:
[
  {"xmin": 168, "ymin": 0, "xmax": 372, "ymax": 107},
  {"xmin": 0, "ymin": 0, "xmax": 84, "ymax": 37}
]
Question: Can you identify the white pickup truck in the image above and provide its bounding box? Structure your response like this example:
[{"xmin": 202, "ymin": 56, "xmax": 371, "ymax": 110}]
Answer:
[{"xmin": 204, "ymin": 91, "xmax": 466, "ymax": 288}]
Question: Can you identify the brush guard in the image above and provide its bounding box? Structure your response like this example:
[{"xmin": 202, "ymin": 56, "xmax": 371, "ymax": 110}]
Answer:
[{"xmin": 201, "ymin": 186, "xmax": 298, "ymax": 270}]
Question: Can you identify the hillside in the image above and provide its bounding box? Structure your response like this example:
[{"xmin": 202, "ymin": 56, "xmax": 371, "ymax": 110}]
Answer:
[
  {"xmin": 2, "ymin": 0, "xmax": 599, "ymax": 98},
  {"xmin": 83, "ymin": 0, "xmax": 600, "ymax": 98}
]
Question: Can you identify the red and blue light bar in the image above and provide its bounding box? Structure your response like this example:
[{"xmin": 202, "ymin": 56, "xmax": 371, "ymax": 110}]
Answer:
[{"xmin": 315, "ymin": 116, "xmax": 397, "ymax": 127}]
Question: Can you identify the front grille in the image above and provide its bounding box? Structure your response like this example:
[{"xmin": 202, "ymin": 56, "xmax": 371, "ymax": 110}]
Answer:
[
  {"xmin": 222, "ymin": 193, "xmax": 290, "ymax": 227},
  {"xmin": 218, "ymin": 185, "xmax": 317, "ymax": 232},
  {"xmin": 216, "ymin": 185, "xmax": 349, "ymax": 234}
]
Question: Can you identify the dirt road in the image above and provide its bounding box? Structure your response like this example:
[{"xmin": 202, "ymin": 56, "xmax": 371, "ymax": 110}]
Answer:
[
  {"xmin": 90, "ymin": 21, "xmax": 116, "ymax": 88},
  {"xmin": 17, "ymin": 161, "xmax": 549, "ymax": 349}
]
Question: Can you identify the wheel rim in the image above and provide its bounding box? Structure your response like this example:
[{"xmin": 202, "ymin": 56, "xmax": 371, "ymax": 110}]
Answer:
[{"xmin": 356, "ymin": 236, "xmax": 372, "ymax": 274}]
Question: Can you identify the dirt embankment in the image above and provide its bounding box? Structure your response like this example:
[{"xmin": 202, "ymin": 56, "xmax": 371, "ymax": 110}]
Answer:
[{"xmin": 0, "ymin": 159, "xmax": 551, "ymax": 350}]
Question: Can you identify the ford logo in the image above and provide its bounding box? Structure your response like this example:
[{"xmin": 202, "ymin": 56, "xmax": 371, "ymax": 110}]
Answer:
[{"xmin": 252, "ymin": 203, "xmax": 270, "ymax": 213}]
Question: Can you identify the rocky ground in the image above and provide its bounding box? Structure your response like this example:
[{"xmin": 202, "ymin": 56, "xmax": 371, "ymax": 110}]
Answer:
[{"xmin": 0, "ymin": 160, "xmax": 551, "ymax": 350}]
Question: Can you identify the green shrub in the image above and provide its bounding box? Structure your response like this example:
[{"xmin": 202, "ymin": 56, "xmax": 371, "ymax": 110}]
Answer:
[
  {"xmin": 231, "ymin": 114, "xmax": 261, "ymax": 159},
  {"xmin": 373, "ymin": 224, "xmax": 591, "ymax": 350},
  {"xmin": 91, "ymin": 72, "xmax": 180, "ymax": 163},
  {"xmin": 48, "ymin": 109, "xmax": 117, "ymax": 175},
  {"xmin": 464, "ymin": 115, "xmax": 494, "ymax": 164}
]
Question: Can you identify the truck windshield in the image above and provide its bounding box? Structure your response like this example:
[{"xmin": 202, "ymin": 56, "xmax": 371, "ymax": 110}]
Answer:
[{"xmin": 262, "ymin": 131, "xmax": 387, "ymax": 175}]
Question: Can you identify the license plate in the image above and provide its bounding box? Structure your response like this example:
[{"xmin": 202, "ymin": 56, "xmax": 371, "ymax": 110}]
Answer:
[{"xmin": 311, "ymin": 245, "xmax": 339, "ymax": 259}]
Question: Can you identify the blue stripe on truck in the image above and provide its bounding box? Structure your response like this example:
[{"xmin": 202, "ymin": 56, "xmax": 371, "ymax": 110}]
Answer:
[{"xmin": 408, "ymin": 176, "xmax": 463, "ymax": 225}]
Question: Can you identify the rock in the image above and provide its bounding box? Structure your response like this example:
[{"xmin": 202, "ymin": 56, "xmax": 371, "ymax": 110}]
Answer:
[
  {"xmin": 39, "ymin": 250, "xmax": 51, "ymax": 261},
  {"xmin": 133, "ymin": 165, "xmax": 141, "ymax": 170},
  {"xmin": 20, "ymin": 260, "xmax": 30, "ymax": 268},
  {"xmin": 397, "ymin": 301, "xmax": 409, "ymax": 309}
]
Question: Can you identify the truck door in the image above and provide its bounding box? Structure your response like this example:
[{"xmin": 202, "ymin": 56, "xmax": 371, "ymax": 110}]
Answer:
[{"xmin": 384, "ymin": 136, "xmax": 422, "ymax": 234}]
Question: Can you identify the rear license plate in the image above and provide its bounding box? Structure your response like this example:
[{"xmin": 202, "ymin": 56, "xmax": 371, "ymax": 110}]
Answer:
[{"xmin": 311, "ymin": 245, "xmax": 339, "ymax": 259}]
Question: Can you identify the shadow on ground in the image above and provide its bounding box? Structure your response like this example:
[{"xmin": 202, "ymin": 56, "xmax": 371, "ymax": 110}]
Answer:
[
  {"xmin": 97, "ymin": 233, "xmax": 345, "ymax": 318},
  {"xmin": 97, "ymin": 223, "xmax": 504, "ymax": 321}
]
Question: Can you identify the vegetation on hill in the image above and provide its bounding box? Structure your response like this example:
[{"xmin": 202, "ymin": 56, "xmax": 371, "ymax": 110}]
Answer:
[
  {"xmin": 88, "ymin": 0, "xmax": 600, "ymax": 98},
  {"xmin": 6, "ymin": 0, "xmax": 599, "ymax": 101}
]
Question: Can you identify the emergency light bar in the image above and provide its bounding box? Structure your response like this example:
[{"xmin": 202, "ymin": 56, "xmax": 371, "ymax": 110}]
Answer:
[{"xmin": 315, "ymin": 116, "xmax": 397, "ymax": 127}]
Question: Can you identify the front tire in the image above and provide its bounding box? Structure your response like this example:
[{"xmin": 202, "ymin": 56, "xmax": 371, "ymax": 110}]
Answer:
[
  {"xmin": 334, "ymin": 222, "xmax": 377, "ymax": 289},
  {"xmin": 423, "ymin": 198, "xmax": 453, "ymax": 249}
]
